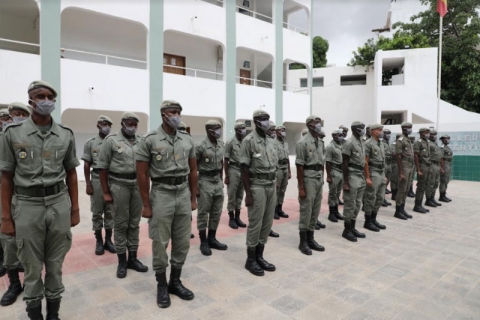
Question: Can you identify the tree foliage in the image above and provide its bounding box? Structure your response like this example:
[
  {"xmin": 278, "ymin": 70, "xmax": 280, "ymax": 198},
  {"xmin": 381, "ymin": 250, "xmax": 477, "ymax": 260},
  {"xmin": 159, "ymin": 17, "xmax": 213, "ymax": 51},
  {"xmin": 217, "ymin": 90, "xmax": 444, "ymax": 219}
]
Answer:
[{"xmin": 290, "ymin": 36, "xmax": 329, "ymax": 69}]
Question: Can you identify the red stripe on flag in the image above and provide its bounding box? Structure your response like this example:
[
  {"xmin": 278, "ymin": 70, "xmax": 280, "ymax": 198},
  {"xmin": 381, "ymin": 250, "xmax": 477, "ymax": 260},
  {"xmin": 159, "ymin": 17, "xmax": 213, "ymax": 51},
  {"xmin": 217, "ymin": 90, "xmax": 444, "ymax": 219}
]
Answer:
[{"xmin": 437, "ymin": 0, "xmax": 448, "ymax": 17}]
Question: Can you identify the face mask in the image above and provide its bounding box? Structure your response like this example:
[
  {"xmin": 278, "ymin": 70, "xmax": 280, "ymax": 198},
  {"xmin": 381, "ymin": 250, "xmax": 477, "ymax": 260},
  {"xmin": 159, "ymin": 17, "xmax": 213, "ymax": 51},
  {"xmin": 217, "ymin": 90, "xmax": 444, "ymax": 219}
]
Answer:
[
  {"xmin": 378, "ymin": 132, "xmax": 384, "ymax": 139},
  {"xmin": 238, "ymin": 129, "xmax": 247, "ymax": 138},
  {"xmin": 311, "ymin": 123, "xmax": 322, "ymax": 134},
  {"xmin": 11, "ymin": 116, "xmax": 27, "ymax": 124},
  {"xmin": 164, "ymin": 114, "xmax": 181, "ymax": 129},
  {"xmin": 100, "ymin": 125, "xmax": 111, "ymax": 135},
  {"xmin": 423, "ymin": 134, "xmax": 430, "ymax": 139},
  {"xmin": 354, "ymin": 128, "xmax": 365, "ymax": 137},
  {"xmin": 122, "ymin": 122, "xmax": 137, "ymax": 136},
  {"xmin": 280, "ymin": 132, "xmax": 286, "ymax": 138},
  {"xmin": 404, "ymin": 128, "xmax": 413, "ymax": 135},
  {"xmin": 255, "ymin": 120, "xmax": 270, "ymax": 132},
  {"xmin": 430, "ymin": 136, "xmax": 437, "ymax": 141},
  {"xmin": 384, "ymin": 134, "xmax": 391, "ymax": 141},
  {"xmin": 268, "ymin": 132, "xmax": 276, "ymax": 139},
  {"xmin": 209, "ymin": 128, "xmax": 222, "ymax": 139},
  {"xmin": 31, "ymin": 100, "xmax": 55, "ymax": 116},
  {"xmin": 444, "ymin": 140, "xmax": 450, "ymax": 145}
]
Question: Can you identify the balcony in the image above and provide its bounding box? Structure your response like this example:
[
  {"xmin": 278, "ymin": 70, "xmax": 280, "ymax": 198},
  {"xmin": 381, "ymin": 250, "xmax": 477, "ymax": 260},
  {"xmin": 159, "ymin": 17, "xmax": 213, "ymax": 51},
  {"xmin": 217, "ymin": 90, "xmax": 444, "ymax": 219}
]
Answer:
[{"xmin": 236, "ymin": 47, "xmax": 273, "ymax": 89}]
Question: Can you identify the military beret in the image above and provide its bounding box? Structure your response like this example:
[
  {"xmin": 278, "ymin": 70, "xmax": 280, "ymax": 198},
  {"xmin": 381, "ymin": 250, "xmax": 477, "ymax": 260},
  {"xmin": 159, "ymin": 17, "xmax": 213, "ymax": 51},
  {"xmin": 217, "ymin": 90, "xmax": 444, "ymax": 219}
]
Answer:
[
  {"xmin": 253, "ymin": 109, "xmax": 269, "ymax": 118},
  {"xmin": 28, "ymin": 80, "xmax": 57, "ymax": 98},
  {"xmin": 205, "ymin": 119, "xmax": 222, "ymax": 127},
  {"xmin": 234, "ymin": 121, "xmax": 246, "ymax": 129},
  {"xmin": 351, "ymin": 121, "xmax": 365, "ymax": 127},
  {"xmin": 401, "ymin": 121, "xmax": 413, "ymax": 127},
  {"xmin": 366, "ymin": 125, "xmax": 371, "ymax": 130},
  {"xmin": 276, "ymin": 125, "xmax": 286, "ymax": 130},
  {"xmin": 121, "ymin": 112, "xmax": 139, "ymax": 122},
  {"xmin": 269, "ymin": 120, "xmax": 276, "ymax": 129},
  {"xmin": 161, "ymin": 100, "xmax": 182, "ymax": 112},
  {"xmin": 440, "ymin": 134, "xmax": 450, "ymax": 139},
  {"xmin": 332, "ymin": 129, "xmax": 343, "ymax": 135},
  {"xmin": 419, "ymin": 127, "xmax": 430, "ymax": 133},
  {"xmin": 97, "ymin": 115, "xmax": 112, "ymax": 124},
  {"xmin": 429, "ymin": 129, "xmax": 437, "ymax": 135},
  {"xmin": 179, "ymin": 121, "xmax": 187, "ymax": 129},
  {"xmin": 306, "ymin": 115, "xmax": 321, "ymax": 125},
  {"xmin": 8, "ymin": 102, "xmax": 31, "ymax": 115},
  {"xmin": 339, "ymin": 125, "xmax": 348, "ymax": 131},
  {"xmin": 0, "ymin": 109, "xmax": 10, "ymax": 117},
  {"xmin": 383, "ymin": 129, "xmax": 391, "ymax": 134},
  {"xmin": 370, "ymin": 123, "xmax": 384, "ymax": 131}
]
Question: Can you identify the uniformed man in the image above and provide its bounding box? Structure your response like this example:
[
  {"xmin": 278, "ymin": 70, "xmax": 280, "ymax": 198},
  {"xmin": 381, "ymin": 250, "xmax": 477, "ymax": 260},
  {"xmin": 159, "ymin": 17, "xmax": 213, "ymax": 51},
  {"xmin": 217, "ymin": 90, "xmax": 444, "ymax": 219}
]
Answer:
[
  {"xmin": 382, "ymin": 128, "xmax": 392, "ymax": 206},
  {"xmin": 363, "ymin": 124, "xmax": 387, "ymax": 232},
  {"xmin": 338, "ymin": 125, "xmax": 349, "ymax": 206},
  {"xmin": 0, "ymin": 81, "xmax": 80, "ymax": 319},
  {"xmin": 295, "ymin": 115, "xmax": 326, "ymax": 254},
  {"xmin": 196, "ymin": 120, "xmax": 227, "ymax": 256},
  {"xmin": 0, "ymin": 109, "xmax": 10, "ymax": 280},
  {"xmin": 224, "ymin": 121, "xmax": 247, "ymax": 229},
  {"xmin": 274, "ymin": 125, "xmax": 290, "ymax": 220},
  {"xmin": 325, "ymin": 129, "xmax": 345, "ymax": 223},
  {"xmin": 361, "ymin": 125, "xmax": 372, "ymax": 210},
  {"xmin": 413, "ymin": 128, "xmax": 431, "ymax": 213},
  {"xmin": 82, "ymin": 115, "xmax": 116, "ymax": 256},
  {"xmin": 240, "ymin": 110, "xmax": 277, "ymax": 276},
  {"xmin": 390, "ymin": 133, "xmax": 401, "ymax": 201},
  {"xmin": 426, "ymin": 130, "xmax": 443, "ymax": 207},
  {"xmin": 439, "ymin": 134, "xmax": 453, "ymax": 202},
  {"xmin": 394, "ymin": 122, "xmax": 415, "ymax": 220},
  {"xmin": 408, "ymin": 134, "xmax": 416, "ymax": 198},
  {"xmin": 267, "ymin": 122, "xmax": 279, "ymax": 238},
  {"xmin": 0, "ymin": 103, "xmax": 29, "ymax": 306},
  {"xmin": 98, "ymin": 112, "xmax": 148, "ymax": 278},
  {"xmin": 363, "ymin": 125, "xmax": 371, "ymax": 141},
  {"xmin": 341, "ymin": 121, "xmax": 367, "ymax": 242}
]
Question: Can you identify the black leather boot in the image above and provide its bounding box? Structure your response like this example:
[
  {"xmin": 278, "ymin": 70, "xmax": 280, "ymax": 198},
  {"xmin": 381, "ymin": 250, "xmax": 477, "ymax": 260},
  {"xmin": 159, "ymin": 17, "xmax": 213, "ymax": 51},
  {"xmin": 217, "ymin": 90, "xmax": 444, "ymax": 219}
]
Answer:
[
  {"xmin": 342, "ymin": 221, "xmax": 357, "ymax": 242},
  {"xmin": 127, "ymin": 251, "xmax": 148, "ymax": 272},
  {"xmin": 298, "ymin": 231, "xmax": 312, "ymax": 255},
  {"xmin": 328, "ymin": 206, "xmax": 338, "ymax": 223},
  {"xmin": 190, "ymin": 233, "xmax": 194, "ymax": 239},
  {"xmin": 168, "ymin": 268, "xmax": 194, "ymax": 300},
  {"xmin": 256, "ymin": 244, "xmax": 275, "ymax": 271},
  {"xmin": 0, "ymin": 248, "xmax": 6, "ymax": 278},
  {"xmin": 116, "ymin": 253, "xmax": 127, "ymax": 278},
  {"xmin": 104, "ymin": 229, "xmax": 116, "ymax": 254},
  {"xmin": 413, "ymin": 199, "xmax": 428, "ymax": 214},
  {"xmin": 381, "ymin": 199, "xmax": 389, "ymax": 207},
  {"xmin": 401, "ymin": 204, "xmax": 413, "ymax": 219},
  {"xmin": 0, "ymin": 269, "xmax": 23, "ymax": 306},
  {"xmin": 316, "ymin": 220, "xmax": 326, "ymax": 229},
  {"xmin": 394, "ymin": 205, "xmax": 408, "ymax": 220},
  {"xmin": 363, "ymin": 214, "xmax": 380, "ymax": 232},
  {"xmin": 277, "ymin": 204, "xmax": 289, "ymax": 218},
  {"xmin": 431, "ymin": 196, "xmax": 442, "ymax": 206},
  {"xmin": 334, "ymin": 205, "xmax": 345, "ymax": 220},
  {"xmin": 208, "ymin": 229, "xmax": 228, "ymax": 250},
  {"xmin": 273, "ymin": 207, "xmax": 280, "ymax": 220},
  {"xmin": 391, "ymin": 189, "xmax": 397, "ymax": 201},
  {"xmin": 408, "ymin": 186, "xmax": 415, "ymax": 198},
  {"xmin": 155, "ymin": 272, "xmax": 170, "ymax": 308},
  {"xmin": 46, "ymin": 298, "xmax": 61, "ymax": 320},
  {"xmin": 338, "ymin": 197, "xmax": 344, "ymax": 205},
  {"xmin": 26, "ymin": 300, "xmax": 43, "ymax": 320},
  {"xmin": 351, "ymin": 220, "xmax": 366, "ymax": 238},
  {"xmin": 307, "ymin": 231, "xmax": 325, "ymax": 252},
  {"xmin": 94, "ymin": 230, "xmax": 105, "ymax": 255},
  {"xmin": 245, "ymin": 247, "xmax": 264, "ymax": 276},
  {"xmin": 17, "ymin": 263, "xmax": 25, "ymax": 273},
  {"xmin": 268, "ymin": 230, "xmax": 279, "ymax": 238},
  {"xmin": 425, "ymin": 197, "xmax": 437, "ymax": 208},
  {"xmin": 372, "ymin": 212, "xmax": 386, "ymax": 230},
  {"xmin": 439, "ymin": 192, "xmax": 450, "ymax": 202},
  {"xmin": 228, "ymin": 211, "xmax": 238, "ymax": 229},
  {"xmin": 445, "ymin": 194, "xmax": 452, "ymax": 202},
  {"xmin": 235, "ymin": 209, "xmax": 247, "ymax": 228},
  {"xmin": 199, "ymin": 230, "xmax": 212, "ymax": 256},
  {"xmin": 385, "ymin": 188, "xmax": 391, "ymax": 194}
]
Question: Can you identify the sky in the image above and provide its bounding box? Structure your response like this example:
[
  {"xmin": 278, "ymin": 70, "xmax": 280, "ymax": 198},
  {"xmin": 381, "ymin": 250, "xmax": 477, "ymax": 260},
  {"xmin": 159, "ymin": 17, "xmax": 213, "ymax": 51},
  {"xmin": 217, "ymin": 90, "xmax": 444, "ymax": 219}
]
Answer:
[{"xmin": 290, "ymin": 0, "xmax": 427, "ymax": 66}]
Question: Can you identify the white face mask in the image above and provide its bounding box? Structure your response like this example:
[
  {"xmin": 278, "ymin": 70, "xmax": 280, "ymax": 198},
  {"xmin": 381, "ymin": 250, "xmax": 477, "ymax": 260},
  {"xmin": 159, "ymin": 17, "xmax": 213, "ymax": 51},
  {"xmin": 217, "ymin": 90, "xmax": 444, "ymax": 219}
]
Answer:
[
  {"xmin": 30, "ymin": 99, "xmax": 55, "ymax": 116},
  {"xmin": 122, "ymin": 122, "xmax": 137, "ymax": 136}
]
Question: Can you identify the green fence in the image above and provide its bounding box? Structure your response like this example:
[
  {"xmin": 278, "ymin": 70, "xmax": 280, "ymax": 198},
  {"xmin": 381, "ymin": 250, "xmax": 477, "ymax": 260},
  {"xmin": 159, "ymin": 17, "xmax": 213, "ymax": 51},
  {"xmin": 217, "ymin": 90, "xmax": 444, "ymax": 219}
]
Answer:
[{"xmin": 451, "ymin": 156, "xmax": 480, "ymax": 182}]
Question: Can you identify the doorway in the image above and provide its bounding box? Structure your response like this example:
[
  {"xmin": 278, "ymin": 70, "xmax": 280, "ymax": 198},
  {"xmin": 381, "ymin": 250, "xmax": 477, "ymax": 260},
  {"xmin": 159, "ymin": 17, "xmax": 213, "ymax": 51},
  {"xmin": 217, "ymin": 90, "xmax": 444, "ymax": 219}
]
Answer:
[
  {"xmin": 240, "ymin": 69, "xmax": 251, "ymax": 85},
  {"xmin": 164, "ymin": 53, "xmax": 186, "ymax": 75}
]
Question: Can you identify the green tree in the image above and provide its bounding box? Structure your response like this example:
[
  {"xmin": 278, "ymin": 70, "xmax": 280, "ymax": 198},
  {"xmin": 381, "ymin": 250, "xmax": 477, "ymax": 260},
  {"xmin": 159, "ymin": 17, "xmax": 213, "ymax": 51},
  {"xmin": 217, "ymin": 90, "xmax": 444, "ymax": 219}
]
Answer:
[{"xmin": 289, "ymin": 35, "xmax": 329, "ymax": 69}]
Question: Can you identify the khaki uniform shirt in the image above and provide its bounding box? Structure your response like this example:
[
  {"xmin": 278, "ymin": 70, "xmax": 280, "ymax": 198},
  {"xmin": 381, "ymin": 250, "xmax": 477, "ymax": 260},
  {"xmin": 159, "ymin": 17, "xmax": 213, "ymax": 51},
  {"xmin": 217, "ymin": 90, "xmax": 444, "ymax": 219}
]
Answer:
[
  {"xmin": 0, "ymin": 117, "xmax": 80, "ymax": 188},
  {"xmin": 383, "ymin": 140, "xmax": 392, "ymax": 166},
  {"xmin": 136, "ymin": 126, "xmax": 195, "ymax": 180},
  {"xmin": 396, "ymin": 135, "xmax": 414, "ymax": 160},
  {"xmin": 414, "ymin": 138, "xmax": 430, "ymax": 164},
  {"xmin": 224, "ymin": 136, "xmax": 242, "ymax": 164},
  {"xmin": 274, "ymin": 139, "xmax": 289, "ymax": 170},
  {"xmin": 239, "ymin": 131, "xmax": 277, "ymax": 186},
  {"xmin": 441, "ymin": 144, "xmax": 453, "ymax": 162},
  {"xmin": 429, "ymin": 140, "xmax": 442, "ymax": 163},
  {"xmin": 196, "ymin": 137, "xmax": 224, "ymax": 181},
  {"xmin": 295, "ymin": 132, "xmax": 325, "ymax": 179},
  {"xmin": 342, "ymin": 135, "xmax": 365, "ymax": 174},
  {"xmin": 81, "ymin": 135, "xmax": 104, "ymax": 169},
  {"xmin": 325, "ymin": 140, "xmax": 343, "ymax": 165},
  {"xmin": 365, "ymin": 138, "xmax": 386, "ymax": 174}
]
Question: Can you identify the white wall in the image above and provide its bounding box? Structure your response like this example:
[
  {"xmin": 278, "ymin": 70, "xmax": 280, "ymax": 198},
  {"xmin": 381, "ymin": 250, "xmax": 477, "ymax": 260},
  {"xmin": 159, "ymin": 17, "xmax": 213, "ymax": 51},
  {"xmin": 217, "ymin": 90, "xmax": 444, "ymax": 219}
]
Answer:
[
  {"xmin": 236, "ymin": 84, "xmax": 275, "ymax": 122},
  {"xmin": 236, "ymin": 13, "xmax": 275, "ymax": 55},
  {"xmin": 283, "ymin": 91, "xmax": 309, "ymax": 123},
  {"xmin": 0, "ymin": 11, "xmax": 39, "ymax": 54},
  {"xmin": 283, "ymin": 29, "xmax": 310, "ymax": 66}
]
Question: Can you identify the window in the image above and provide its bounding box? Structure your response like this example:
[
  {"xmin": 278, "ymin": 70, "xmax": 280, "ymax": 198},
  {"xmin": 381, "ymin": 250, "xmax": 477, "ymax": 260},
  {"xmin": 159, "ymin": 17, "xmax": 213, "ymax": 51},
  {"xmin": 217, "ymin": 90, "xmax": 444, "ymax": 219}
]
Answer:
[
  {"xmin": 340, "ymin": 75, "xmax": 366, "ymax": 86},
  {"xmin": 381, "ymin": 112, "xmax": 405, "ymax": 125},
  {"xmin": 382, "ymin": 57, "xmax": 405, "ymax": 86},
  {"xmin": 300, "ymin": 77, "xmax": 324, "ymax": 88}
]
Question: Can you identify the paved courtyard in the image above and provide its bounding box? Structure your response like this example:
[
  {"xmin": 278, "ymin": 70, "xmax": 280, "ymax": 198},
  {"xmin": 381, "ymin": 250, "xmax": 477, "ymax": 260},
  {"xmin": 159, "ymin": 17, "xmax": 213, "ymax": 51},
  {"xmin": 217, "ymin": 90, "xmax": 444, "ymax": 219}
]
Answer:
[{"xmin": 1, "ymin": 178, "xmax": 480, "ymax": 320}]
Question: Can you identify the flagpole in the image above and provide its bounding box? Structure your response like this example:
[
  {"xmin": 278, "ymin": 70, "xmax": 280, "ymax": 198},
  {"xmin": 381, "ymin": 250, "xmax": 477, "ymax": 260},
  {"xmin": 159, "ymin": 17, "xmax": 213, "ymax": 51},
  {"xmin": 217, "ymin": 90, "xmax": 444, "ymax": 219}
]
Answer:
[{"xmin": 436, "ymin": 16, "xmax": 443, "ymax": 131}]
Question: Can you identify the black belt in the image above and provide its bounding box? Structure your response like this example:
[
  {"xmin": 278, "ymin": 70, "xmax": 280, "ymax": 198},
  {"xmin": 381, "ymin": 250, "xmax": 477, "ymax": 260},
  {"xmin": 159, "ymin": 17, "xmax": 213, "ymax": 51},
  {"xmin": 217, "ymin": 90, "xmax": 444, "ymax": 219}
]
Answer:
[
  {"xmin": 329, "ymin": 163, "xmax": 343, "ymax": 172},
  {"xmin": 402, "ymin": 157, "xmax": 414, "ymax": 163},
  {"xmin": 229, "ymin": 162, "xmax": 240, "ymax": 168},
  {"xmin": 420, "ymin": 160, "xmax": 431, "ymax": 166},
  {"xmin": 304, "ymin": 165, "xmax": 323, "ymax": 171},
  {"xmin": 250, "ymin": 173, "xmax": 276, "ymax": 180},
  {"xmin": 199, "ymin": 170, "xmax": 221, "ymax": 177},
  {"xmin": 368, "ymin": 163, "xmax": 384, "ymax": 170},
  {"xmin": 385, "ymin": 156, "xmax": 392, "ymax": 162},
  {"xmin": 151, "ymin": 176, "xmax": 187, "ymax": 185},
  {"xmin": 91, "ymin": 168, "xmax": 100, "ymax": 174},
  {"xmin": 109, "ymin": 172, "xmax": 137, "ymax": 180},
  {"xmin": 348, "ymin": 163, "xmax": 364, "ymax": 171},
  {"xmin": 431, "ymin": 160, "xmax": 440, "ymax": 165},
  {"xmin": 15, "ymin": 182, "xmax": 66, "ymax": 198},
  {"xmin": 443, "ymin": 158, "xmax": 452, "ymax": 162},
  {"xmin": 278, "ymin": 159, "xmax": 289, "ymax": 166},
  {"xmin": 392, "ymin": 156, "xmax": 398, "ymax": 160}
]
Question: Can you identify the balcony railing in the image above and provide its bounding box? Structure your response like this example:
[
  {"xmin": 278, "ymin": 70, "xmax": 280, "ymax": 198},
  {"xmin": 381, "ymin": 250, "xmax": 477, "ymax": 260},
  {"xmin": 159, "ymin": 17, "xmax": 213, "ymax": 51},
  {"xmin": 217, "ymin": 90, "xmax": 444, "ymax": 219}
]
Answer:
[
  {"xmin": 283, "ymin": 22, "xmax": 308, "ymax": 36},
  {"xmin": 201, "ymin": 0, "xmax": 223, "ymax": 7},
  {"xmin": 236, "ymin": 6, "xmax": 273, "ymax": 24},
  {"xmin": 61, "ymin": 48, "xmax": 147, "ymax": 69},
  {"xmin": 236, "ymin": 77, "xmax": 272, "ymax": 89},
  {"xmin": 283, "ymin": 84, "xmax": 308, "ymax": 94},
  {"xmin": 164, "ymin": 65, "xmax": 224, "ymax": 81},
  {"xmin": 0, "ymin": 38, "xmax": 40, "ymax": 54}
]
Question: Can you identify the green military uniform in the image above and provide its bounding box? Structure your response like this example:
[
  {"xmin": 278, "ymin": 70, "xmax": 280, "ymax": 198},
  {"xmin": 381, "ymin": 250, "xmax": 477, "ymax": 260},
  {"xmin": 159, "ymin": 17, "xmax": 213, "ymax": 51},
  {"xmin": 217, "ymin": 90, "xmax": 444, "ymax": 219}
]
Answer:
[
  {"xmin": 390, "ymin": 135, "xmax": 400, "ymax": 198},
  {"xmin": 0, "ymin": 116, "xmax": 79, "ymax": 303},
  {"xmin": 383, "ymin": 139, "xmax": 392, "ymax": 185},
  {"xmin": 439, "ymin": 136, "xmax": 453, "ymax": 197},
  {"xmin": 225, "ymin": 133, "xmax": 244, "ymax": 213},
  {"xmin": 325, "ymin": 136, "xmax": 343, "ymax": 208},
  {"xmin": 82, "ymin": 134, "xmax": 114, "ymax": 231},
  {"xmin": 342, "ymin": 133, "xmax": 366, "ymax": 221},
  {"xmin": 136, "ymin": 125, "xmax": 196, "ymax": 274},
  {"xmin": 426, "ymin": 131, "xmax": 442, "ymax": 201},
  {"xmin": 274, "ymin": 127, "xmax": 289, "ymax": 209},
  {"xmin": 98, "ymin": 119, "xmax": 143, "ymax": 256},
  {"xmin": 414, "ymin": 130, "xmax": 431, "ymax": 206},
  {"xmin": 395, "ymin": 129, "xmax": 415, "ymax": 207},
  {"xmin": 196, "ymin": 131, "xmax": 225, "ymax": 233}
]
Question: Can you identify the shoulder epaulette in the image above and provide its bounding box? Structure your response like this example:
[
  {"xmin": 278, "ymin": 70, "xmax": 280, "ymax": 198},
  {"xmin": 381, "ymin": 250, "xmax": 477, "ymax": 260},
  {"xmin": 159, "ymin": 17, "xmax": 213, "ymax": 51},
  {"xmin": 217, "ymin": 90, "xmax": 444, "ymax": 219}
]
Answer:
[
  {"xmin": 398, "ymin": 137, "xmax": 403, "ymax": 141},
  {"xmin": 58, "ymin": 123, "xmax": 74, "ymax": 133},
  {"xmin": 144, "ymin": 130, "xmax": 158, "ymax": 138},
  {"xmin": 178, "ymin": 130, "xmax": 188, "ymax": 135},
  {"xmin": 244, "ymin": 134, "xmax": 253, "ymax": 142},
  {"xmin": 104, "ymin": 133, "xmax": 117, "ymax": 140},
  {"xmin": 86, "ymin": 136, "xmax": 96, "ymax": 143},
  {"xmin": 3, "ymin": 122, "xmax": 23, "ymax": 132}
]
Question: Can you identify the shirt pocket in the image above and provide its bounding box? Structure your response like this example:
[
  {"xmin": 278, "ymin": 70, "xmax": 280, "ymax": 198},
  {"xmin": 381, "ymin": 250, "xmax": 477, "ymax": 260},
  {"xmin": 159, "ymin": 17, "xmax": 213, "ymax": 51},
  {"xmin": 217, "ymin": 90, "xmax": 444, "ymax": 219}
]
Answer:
[
  {"xmin": 46, "ymin": 143, "xmax": 69, "ymax": 172},
  {"xmin": 151, "ymin": 145, "xmax": 170, "ymax": 170}
]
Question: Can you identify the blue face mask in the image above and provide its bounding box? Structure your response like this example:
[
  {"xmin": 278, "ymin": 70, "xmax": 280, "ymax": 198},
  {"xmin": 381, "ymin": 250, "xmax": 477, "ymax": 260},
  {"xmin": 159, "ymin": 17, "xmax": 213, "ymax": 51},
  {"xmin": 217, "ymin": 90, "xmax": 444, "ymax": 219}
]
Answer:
[
  {"xmin": 12, "ymin": 116, "xmax": 28, "ymax": 124},
  {"xmin": 255, "ymin": 120, "xmax": 270, "ymax": 132},
  {"xmin": 31, "ymin": 99, "xmax": 55, "ymax": 116},
  {"xmin": 209, "ymin": 128, "xmax": 222, "ymax": 139},
  {"xmin": 122, "ymin": 122, "xmax": 137, "ymax": 136}
]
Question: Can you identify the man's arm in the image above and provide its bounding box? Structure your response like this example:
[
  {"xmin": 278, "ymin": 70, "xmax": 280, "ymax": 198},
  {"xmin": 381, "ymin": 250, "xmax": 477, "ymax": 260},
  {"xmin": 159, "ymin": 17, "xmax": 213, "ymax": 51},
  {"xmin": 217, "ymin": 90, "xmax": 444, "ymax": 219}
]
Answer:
[
  {"xmin": 65, "ymin": 168, "xmax": 80, "ymax": 227},
  {"xmin": 342, "ymin": 155, "xmax": 351, "ymax": 191},
  {"xmin": 1, "ymin": 172, "xmax": 15, "ymax": 236},
  {"xmin": 240, "ymin": 164, "xmax": 253, "ymax": 206},
  {"xmin": 224, "ymin": 158, "xmax": 230, "ymax": 184},
  {"xmin": 84, "ymin": 161, "xmax": 93, "ymax": 195},
  {"xmin": 137, "ymin": 161, "xmax": 152, "ymax": 218},
  {"xmin": 188, "ymin": 158, "xmax": 198, "ymax": 210},
  {"xmin": 414, "ymin": 151, "xmax": 422, "ymax": 176}
]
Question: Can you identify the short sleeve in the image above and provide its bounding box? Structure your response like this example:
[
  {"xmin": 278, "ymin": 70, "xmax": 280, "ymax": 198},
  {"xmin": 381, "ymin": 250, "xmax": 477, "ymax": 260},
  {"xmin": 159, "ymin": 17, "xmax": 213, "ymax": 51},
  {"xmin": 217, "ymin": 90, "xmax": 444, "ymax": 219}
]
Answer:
[
  {"xmin": 342, "ymin": 140, "xmax": 352, "ymax": 157},
  {"xmin": 0, "ymin": 132, "xmax": 16, "ymax": 172},
  {"xmin": 396, "ymin": 141, "xmax": 403, "ymax": 154},
  {"xmin": 364, "ymin": 142, "xmax": 373, "ymax": 157},
  {"xmin": 136, "ymin": 138, "xmax": 151, "ymax": 162},
  {"xmin": 195, "ymin": 142, "xmax": 204, "ymax": 161},
  {"xmin": 81, "ymin": 140, "xmax": 92, "ymax": 162},
  {"xmin": 239, "ymin": 139, "xmax": 252, "ymax": 166},
  {"xmin": 295, "ymin": 142, "xmax": 306, "ymax": 166},
  {"xmin": 224, "ymin": 140, "xmax": 232, "ymax": 159},
  {"xmin": 413, "ymin": 141, "xmax": 420, "ymax": 153},
  {"xmin": 188, "ymin": 138, "xmax": 196, "ymax": 159},
  {"xmin": 97, "ymin": 137, "xmax": 113, "ymax": 170},
  {"xmin": 324, "ymin": 145, "xmax": 333, "ymax": 162},
  {"xmin": 63, "ymin": 133, "xmax": 81, "ymax": 170}
]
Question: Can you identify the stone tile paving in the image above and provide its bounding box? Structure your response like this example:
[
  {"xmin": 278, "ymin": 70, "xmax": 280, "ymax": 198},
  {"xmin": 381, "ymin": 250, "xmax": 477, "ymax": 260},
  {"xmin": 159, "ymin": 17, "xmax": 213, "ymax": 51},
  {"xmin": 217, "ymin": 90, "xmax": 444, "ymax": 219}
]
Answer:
[{"xmin": 1, "ymin": 179, "xmax": 480, "ymax": 320}]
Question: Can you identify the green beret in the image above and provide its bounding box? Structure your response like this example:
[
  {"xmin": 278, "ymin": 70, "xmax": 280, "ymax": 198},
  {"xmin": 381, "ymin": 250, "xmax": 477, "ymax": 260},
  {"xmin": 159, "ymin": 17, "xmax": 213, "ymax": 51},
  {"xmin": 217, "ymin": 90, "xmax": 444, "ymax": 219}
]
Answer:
[
  {"xmin": 28, "ymin": 80, "xmax": 57, "ymax": 98},
  {"xmin": 401, "ymin": 121, "xmax": 412, "ymax": 127},
  {"xmin": 179, "ymin": 121, "xmax": 187, "ymax": 129},
  {"xmin": 429, "ymin": 129, "xmax": 437, "ymax": 135},
  {"xmin": 97, "ymin": 115, "xmax": 112, "ymax": 124},
  {"xmin": 339, "ymin": 125, "xmax": 348, "ymax": 130},
  {"xmin": 253, "ymin": 109, "xmax": 269, "ymax": 118},
  {"xmin": 121, "ymin": 112, "xmax": 139, "ymax": 122},
  {"xmin": 161, "ymin": 100, "xmax": 182, "ymax": 112},
  {"xmin": 332, "ymin": 129, "xmax": 343, "ymax": 135},
  {"xmin": 419, "ymin": 127, "xmax": 430, "ymax": 133},
  {"xmin": 205, "ymin": 119, "xmax": 222, "ymax": 127},
  {"xmin": 0, "ymin": 109, "xmax": 10, "ymax": 118},
  {"xmin": 440, "ymin": 134, "xmax": 450, "ymax": 139},
  {"xmin": 234, "ymin": 121, "xmax": 246, "ymax": 129},
  {"xmin": 269, "ymin": 120, "xmax": 275, "ymax": 129},
  {"xmin": 306, "ymin": 115, "xmax": 321, "ymax": 125},
  {"xmin": 8, "ymin": 102, "xmax": 31, "ymax": 115},
  {"xmin": 351, "ymin": 121, "xmax": 364, "ymax": 127},
  {"xmin": 276, "ymin": 125, "xmax": 286, "ymax": 130},
  {"xmin": 370, "ymin": 123, "xmax": 383, "ymax": 131},
  {"xmin": 383, "ymin": 129, "xmax": 391, "ymax": 134}
]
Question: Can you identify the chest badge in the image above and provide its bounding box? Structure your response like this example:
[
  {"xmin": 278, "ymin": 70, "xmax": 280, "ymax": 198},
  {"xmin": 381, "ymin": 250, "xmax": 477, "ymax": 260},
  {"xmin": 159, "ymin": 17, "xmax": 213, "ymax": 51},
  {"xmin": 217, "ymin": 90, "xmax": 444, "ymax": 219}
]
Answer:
[
  {"xmin": 253, "ymin": 153, "xmax": 261, "ymax": 158},
  {"xmin": 93, "ymin": 152, "xmax": 98, "ymax": 157},
  {"xmin": 19, "ymin": 150, "xmax": 27, "ymax": 159},
  {"xmin": 205, "ymin": 158, "xmax": 210, "ymax": 163},
  {"xmin": 156, "ymin": 155, "xmax": 162, "ymax": 161},
  {"xmin": 117, "ymin": 147, "xmax": 123, "ymax": 154}
]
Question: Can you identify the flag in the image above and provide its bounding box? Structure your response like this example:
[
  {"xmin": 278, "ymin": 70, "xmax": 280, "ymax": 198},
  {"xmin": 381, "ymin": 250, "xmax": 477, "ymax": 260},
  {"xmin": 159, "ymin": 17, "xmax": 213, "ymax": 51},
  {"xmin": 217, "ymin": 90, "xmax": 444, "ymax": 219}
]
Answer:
[{"xmin": 437, "ymin": 0, "xmax": 448, "ymax": 17}]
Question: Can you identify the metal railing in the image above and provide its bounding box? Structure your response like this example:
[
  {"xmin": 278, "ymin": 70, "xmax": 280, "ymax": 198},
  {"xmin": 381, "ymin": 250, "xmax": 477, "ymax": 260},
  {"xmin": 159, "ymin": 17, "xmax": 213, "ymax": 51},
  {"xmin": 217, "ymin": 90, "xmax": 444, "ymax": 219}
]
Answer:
[
  {"xmin": 201, "ymin": 0, "xmax": 224, "ymax": 7},
  {"xmin": 0, "ymin": 38, "xmax": 40, "ymax": 53},
  {"xmin": 236, "ymin": 76, "xmax": 273, "ymax": 89},
  {"xmin": 283, "ymin": 84, "xmax": 308, "ymax": 93},
  {"xmin": 60, "ymin": 48, "xmax": 147, "ymax": 69},
  {"xmin": 236, "ymin": 6, "xmax": 273, "ymax": 24},
  {"xmin": 164, "ymin": 64, "xmax": 224, "ymax": 81},
  {"xmin": 283, "ymin": 22, "xmax": 308, "ymax": 36}
]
